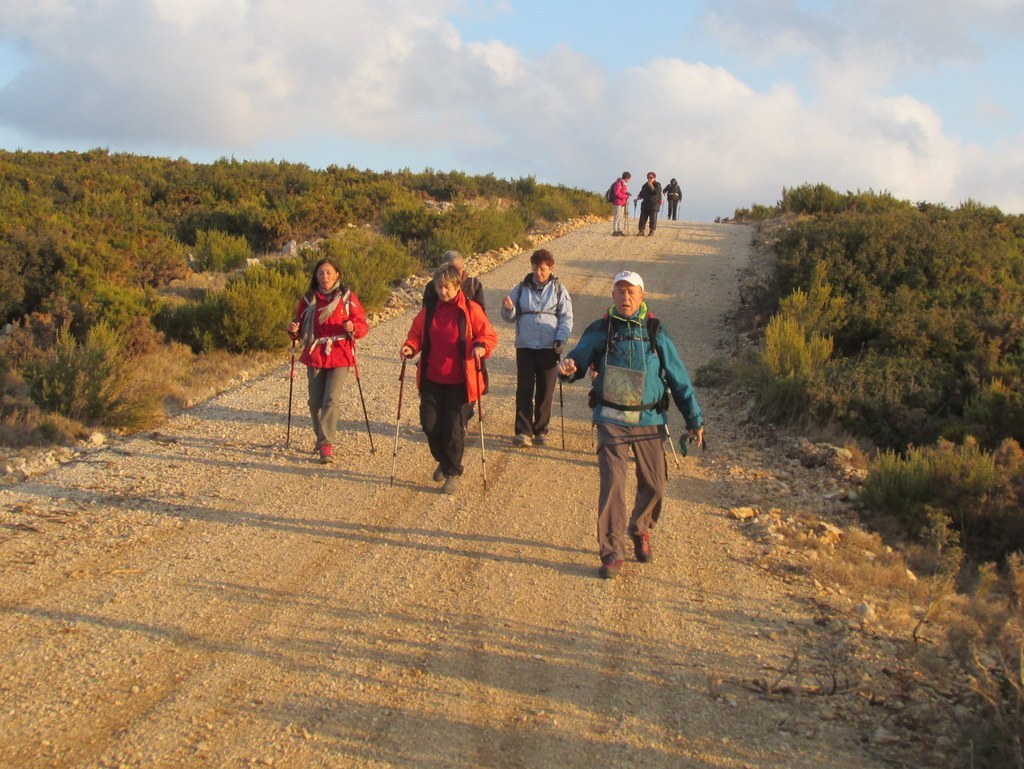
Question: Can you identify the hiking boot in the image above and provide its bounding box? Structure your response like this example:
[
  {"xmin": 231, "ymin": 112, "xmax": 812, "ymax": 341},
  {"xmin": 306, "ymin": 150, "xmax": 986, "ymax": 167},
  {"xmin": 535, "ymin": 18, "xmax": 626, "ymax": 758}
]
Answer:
[
  {"xmin": 512, "ymin": 433, "xmax": 532, "ymax": 448},
  {"xmin": 318, "ymin": 443, "xmax": 334, "ymax": 464},
  {"xmin": 632, "ymin": 531, "xmax": 653, "ymax": 563},
  {"xmin": 599, "ymin": 559, "xmax": 624, "ymax": 579},
  {"xmin": 532, "ymin": 433, "xmax": 546, "ymax": 446},
  {"xmin": 432, "ymin": 464, "xmax": 445, "ymax": 482},
  {"xmin": 442, "ymin": 474, "xmax": 460, "ymax": 495}
]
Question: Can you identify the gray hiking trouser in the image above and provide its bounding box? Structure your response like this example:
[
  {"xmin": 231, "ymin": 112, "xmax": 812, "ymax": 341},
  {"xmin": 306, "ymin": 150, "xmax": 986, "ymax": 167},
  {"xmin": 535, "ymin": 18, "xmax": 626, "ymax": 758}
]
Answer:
[
  {"xmin": 595, "ymin": 422, "xmax": 667, "ymax": 564},
  {"xmin": 306, "ymin": 366, "xmax": 351, "ymax": 448},
  {"xmin": 613, "ymin": 204, "xmax": 628, "ymax": 233}
]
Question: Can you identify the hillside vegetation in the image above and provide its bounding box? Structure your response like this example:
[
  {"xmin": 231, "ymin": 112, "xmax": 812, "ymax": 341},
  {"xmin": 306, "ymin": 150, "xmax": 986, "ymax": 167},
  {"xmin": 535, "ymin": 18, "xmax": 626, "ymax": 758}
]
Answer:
[
  {"xmin": 732, "ymin": 185, "xmax": 1024, "ymax": 766},
  {"xmin": 0, "ymin": 149, "xmax": 604, "ymax": 444}
]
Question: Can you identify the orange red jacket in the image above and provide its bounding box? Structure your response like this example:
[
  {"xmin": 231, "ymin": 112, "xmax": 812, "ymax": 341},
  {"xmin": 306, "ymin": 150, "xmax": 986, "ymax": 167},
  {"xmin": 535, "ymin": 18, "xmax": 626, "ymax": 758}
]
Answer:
[{"xmin": 403, "ymin": 291, "xmax": 498, "ymax": 403}]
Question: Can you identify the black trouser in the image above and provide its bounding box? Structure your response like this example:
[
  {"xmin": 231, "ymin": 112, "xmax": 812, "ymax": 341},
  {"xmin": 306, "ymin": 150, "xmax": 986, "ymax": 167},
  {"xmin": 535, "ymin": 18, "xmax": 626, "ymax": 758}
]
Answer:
[
  {"xmin": 638, "ymin": 206, "xmax": 659, "ymax": 233},
  {"xmin": 514, "ymin": 347, "xmax": 559, "ymax": 438},
  {"xmin": 667, "ymin": 198, "xmax": 679, "ymax": 219},
  {"xmin": 419, "ymin": 379, "xmax": 468, "ymax": 477}
]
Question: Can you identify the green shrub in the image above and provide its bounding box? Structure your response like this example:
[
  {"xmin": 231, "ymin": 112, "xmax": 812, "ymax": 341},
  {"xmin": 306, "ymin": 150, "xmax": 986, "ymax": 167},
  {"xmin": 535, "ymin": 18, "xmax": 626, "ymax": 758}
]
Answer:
[
  {"xmin": 964, "ymin": 379, "xmax": 1024, "ymax": 451},
  {"xmin": 20, "ymin": 321, "xmax": 163, "ymax": 430},
  {"xmin": 219, "ymin": 267, "xmax": 301, "ymax": 353},
  {"xmin": 193, "ymin": 229, "xmax": 252, "ymax": 272},
  {"xmin": 155, "ymin": 294, "xmax": 225, "ymax": 353},
  {"xmin": 861, "ymin": 438, "xmax": 1024, "ymax": 563}
]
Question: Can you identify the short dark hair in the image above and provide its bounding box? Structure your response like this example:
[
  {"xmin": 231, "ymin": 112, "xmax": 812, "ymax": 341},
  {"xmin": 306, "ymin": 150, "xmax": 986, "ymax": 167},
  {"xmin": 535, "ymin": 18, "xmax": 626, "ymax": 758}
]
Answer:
[
  {"xmin": 530, "ymin": 249, "xmax": 554, "ymax": 268},
  {"xmin": 622, "ymin": 171, "xmax": 631, "ymax": 179}
]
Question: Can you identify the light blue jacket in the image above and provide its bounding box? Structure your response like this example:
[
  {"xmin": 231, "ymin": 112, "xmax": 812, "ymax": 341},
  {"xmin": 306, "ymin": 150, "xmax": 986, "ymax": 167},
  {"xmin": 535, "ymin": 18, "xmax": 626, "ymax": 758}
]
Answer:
[{"xmin": 500, "ymin": 275, "xmax": 573, "ymax": 350}]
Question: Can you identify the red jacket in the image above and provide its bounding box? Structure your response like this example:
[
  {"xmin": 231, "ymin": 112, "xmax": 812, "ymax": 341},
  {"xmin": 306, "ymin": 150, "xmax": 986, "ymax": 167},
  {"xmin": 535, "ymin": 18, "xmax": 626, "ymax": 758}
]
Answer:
[
  {"xmin": 404, "ymin": 291, "xmax": 498, "ymax": 403},
  {"xmin": 292, "ymin": 288, "xmax": 368, "ymax": 368}
]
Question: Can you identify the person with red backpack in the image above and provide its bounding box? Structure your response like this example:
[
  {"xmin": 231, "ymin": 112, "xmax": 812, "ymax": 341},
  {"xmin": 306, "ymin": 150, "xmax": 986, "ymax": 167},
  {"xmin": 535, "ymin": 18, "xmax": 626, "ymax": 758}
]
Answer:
[
  {"xmin": 401, "ymin": 264, "xmax": 499, "ymax": 494},
  {"xmin": 558, "ymin": 270, "xmax": 704, "ymax": 579},
  {"xmin": 608, "ymin": 172, "xmax": 632, "ymax": 236},
  {"xmin": 287, "ymin": 258, "xmax": 369, "ymax": 464}
]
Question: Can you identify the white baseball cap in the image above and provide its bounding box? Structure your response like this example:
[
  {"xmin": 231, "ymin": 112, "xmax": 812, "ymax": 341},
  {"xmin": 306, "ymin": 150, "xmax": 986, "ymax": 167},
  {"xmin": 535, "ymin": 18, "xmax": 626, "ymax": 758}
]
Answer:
[{"xmin": 613, "ymin": 270, "xmax": 644, "ymax": 290}]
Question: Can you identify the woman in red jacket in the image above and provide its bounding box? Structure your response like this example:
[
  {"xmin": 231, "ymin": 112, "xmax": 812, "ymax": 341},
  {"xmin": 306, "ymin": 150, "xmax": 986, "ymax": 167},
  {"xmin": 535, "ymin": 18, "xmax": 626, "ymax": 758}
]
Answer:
[
  {"xmin": 287, "ymin": 258, "xmax": 368, "ymax": 464},
  {"xmin": 401, "ymin": 264, "xmax": 498, "ymax": 494}
]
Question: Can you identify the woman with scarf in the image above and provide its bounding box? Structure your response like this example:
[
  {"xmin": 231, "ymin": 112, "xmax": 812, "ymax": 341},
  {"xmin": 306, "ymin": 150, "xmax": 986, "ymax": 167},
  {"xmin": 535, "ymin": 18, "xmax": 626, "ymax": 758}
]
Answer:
[{"xmin": 287, "ymin": 258, "xmax": 369, "ymax": 464}]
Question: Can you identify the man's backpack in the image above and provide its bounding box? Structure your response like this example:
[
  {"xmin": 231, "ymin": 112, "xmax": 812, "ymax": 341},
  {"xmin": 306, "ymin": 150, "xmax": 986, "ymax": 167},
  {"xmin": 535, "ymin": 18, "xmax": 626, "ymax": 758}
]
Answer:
[
  {"xmin": 604, "ymin": 182, "xmax": 617, "ymax": 203},
  {"xmin": 588, "ymin": 314, "xmax": 671, "ymax": 413}
]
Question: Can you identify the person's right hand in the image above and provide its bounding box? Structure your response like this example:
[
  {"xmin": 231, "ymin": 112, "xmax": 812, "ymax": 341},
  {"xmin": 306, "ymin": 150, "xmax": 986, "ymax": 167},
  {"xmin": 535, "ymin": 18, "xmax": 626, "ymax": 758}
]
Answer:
[
  {"xmin": 558, "ymin": 357, "xmax": 577, "ymax": 376},
  {"xmin": 401, "ymin": 345, "xmax": 415, "ymax": 359},
  {"xmin": 502, "ymin": 296, "xmax": 514, "ymax": 311}
]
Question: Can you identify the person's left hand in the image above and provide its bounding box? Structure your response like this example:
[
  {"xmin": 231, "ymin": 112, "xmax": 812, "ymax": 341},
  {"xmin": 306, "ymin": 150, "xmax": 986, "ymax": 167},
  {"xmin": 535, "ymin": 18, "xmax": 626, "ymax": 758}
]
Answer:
[{"xmin": 343, "ymin": 320, "xmax": 354, "ymax": 334}]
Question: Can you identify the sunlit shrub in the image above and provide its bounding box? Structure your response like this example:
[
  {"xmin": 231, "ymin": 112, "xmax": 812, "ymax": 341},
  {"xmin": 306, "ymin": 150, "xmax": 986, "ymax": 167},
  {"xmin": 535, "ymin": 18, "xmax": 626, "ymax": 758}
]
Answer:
[
  {"xmin": 862, "ymin": 438, "xmax": 1024, "ymax": 563},
  {"xmin": 20, "ymin": 321, "xmax": 163, "ymax": 430},
  {"xmin": 192, "ymin": 229, "xmax": 252, "ymax": 272}
]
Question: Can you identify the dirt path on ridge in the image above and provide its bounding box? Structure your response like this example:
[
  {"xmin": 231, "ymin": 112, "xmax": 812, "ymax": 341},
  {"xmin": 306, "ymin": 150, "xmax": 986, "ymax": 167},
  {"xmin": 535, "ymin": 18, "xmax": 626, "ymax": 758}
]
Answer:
[{"xmin": 0, "ymin": 220, "xmax": 900, "ymax": 768}]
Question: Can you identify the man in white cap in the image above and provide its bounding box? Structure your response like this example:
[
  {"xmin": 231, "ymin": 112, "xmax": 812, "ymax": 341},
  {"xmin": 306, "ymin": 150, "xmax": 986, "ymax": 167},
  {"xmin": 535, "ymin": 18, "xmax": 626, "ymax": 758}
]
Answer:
[{"xmin": 558, "ymin": 270, "xmax": 704, "ymax": 579}]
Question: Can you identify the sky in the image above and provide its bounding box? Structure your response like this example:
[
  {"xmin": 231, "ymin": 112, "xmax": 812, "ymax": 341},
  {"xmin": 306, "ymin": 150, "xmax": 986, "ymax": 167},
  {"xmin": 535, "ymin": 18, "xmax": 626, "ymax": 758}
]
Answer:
[{"xmin": 1, "ymin": 0, "xmax": 1022, "ymax": 221}]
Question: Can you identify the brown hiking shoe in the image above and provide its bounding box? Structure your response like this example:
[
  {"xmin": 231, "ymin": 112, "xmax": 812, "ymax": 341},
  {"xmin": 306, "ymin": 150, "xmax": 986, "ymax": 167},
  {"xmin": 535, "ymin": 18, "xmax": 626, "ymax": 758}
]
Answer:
[
  {"xmin": 632, "ymin": 531, "xmax": 653, "ymax": 563},
  {"xmin": 599, "ymin": 559, "xmax": 624, "ymax": 579}
]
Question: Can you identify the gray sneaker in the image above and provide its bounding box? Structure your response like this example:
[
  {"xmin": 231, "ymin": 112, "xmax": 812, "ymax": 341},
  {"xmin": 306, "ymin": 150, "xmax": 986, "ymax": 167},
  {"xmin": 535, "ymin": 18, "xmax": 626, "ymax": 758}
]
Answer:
[
  {"xmin": 442, "ymin": 475, "xmax": 460, "ymax": 494},
  {"xmin": 512, "ymin": 433, "xmax": 532, "ymax": 448},
  {"xmin": 432, "ymin": 464, "xmax": 445, "ymax": 482},
  {"xmin": 532, "ymin": 434, "xmax": 547, "ymax": 446}
]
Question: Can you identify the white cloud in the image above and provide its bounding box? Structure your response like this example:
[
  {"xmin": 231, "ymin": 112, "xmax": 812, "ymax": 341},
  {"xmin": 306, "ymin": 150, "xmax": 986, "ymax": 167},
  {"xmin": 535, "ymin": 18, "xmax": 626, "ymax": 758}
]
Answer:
[{"xmin": 0, "ymin": 0, "xmax": 1021, "ymax": 219}]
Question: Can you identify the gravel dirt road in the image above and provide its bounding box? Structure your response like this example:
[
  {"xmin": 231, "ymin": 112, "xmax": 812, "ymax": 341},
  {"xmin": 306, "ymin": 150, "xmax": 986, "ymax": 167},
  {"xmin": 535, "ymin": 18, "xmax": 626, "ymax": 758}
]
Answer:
[{"xmin": 1, "ymin": 220, "xmax": 899, "ymax": 768}]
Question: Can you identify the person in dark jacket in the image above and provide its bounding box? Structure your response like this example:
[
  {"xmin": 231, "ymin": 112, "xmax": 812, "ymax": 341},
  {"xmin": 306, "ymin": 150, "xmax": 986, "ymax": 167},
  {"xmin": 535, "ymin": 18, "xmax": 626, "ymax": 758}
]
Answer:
[
  {"xmin": 287, "ymin": 258, "xmax": 369, "ymax": 464},
  {"xmin": 635, "ymin": 172, "xmax": 662, "ymax": 235},
  {"xmin": 422, "ymin": 250, "xmax": 486, "ymax": 312},
  {"xmin": 664, "ymin": 178, "xmax": 682, "ymax": 220},
  {"xmin": 558, "ymin": 270, "xmax": 703, "ymax": 578},
  {"xmin": 500, "ymin": 249, "xmax": 574, "ymax": 447},
  {"xmin": 402, "ymin": 265, "xmax": 499, "ymax": 494}
]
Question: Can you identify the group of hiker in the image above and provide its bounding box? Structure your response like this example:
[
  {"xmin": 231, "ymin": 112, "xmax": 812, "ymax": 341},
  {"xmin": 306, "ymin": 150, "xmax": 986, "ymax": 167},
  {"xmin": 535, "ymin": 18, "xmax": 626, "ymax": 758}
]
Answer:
[
  {"xmin": 608, "ymin": 171, "xmax": 683, "ymax": 236},
  {"xmin": 286, "ymin": 231, "xmax": 704, "ymax": 579}
]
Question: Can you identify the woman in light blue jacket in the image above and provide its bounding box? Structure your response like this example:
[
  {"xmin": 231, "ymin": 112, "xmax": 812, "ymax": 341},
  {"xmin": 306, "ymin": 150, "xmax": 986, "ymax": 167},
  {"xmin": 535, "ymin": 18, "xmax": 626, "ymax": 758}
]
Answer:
[{"xmin": 500, "ymin": 249, "xmax": 573, "ymax": 447}]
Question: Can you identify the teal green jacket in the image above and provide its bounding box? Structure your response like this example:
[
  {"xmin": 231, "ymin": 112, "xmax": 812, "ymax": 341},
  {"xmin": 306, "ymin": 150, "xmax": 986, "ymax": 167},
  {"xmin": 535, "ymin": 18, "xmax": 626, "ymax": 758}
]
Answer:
[{"xmin": 562, "ymin": 304, "xmax": 702, "ymax": 429}]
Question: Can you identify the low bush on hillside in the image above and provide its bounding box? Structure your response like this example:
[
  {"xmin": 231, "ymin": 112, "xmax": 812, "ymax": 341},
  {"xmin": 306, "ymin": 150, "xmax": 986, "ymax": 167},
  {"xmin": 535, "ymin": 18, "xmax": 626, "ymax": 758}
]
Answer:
[
  {"xmin": 0, "ymin": 151, "xmax": 602, "ymax": 437},
  {"xmin": 193, "ymin": 229, "xmax": 252, "ymax": 272}
]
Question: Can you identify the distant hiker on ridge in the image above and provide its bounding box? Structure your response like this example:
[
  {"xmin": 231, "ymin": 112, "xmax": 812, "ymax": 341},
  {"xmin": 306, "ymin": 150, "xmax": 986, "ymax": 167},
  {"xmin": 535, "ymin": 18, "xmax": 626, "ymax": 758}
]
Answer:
[
  {"xmin": 664, "ymin": 178, "xmax": 682, "ymax": 221},
  {"xmin": 609, "ymin": 171, "xmax": 632, "ymax": 236},
  {"xmin": 635, "ymin": 172, "xmax": 662, "ymax": 236}
]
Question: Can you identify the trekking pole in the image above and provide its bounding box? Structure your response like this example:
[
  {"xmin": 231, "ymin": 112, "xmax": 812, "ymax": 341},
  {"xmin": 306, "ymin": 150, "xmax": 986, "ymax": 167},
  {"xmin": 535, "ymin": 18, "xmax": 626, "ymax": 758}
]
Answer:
[
  {"xmin": 474, "ymin": 357, "xmax": 488, "ymax": 490},
  {"xmin": 285, "ymin": 339, "xmax": 297, "ymax": 448},
  {"xmin": 663, "ymin": 421, "xmax": 681, "ymax": 470},
  {"xmin": 390, "ymin": 358, "xmax": 407, "ymax": 486},
  {"xmin": 350, "ymin": 341, "xmax": 376, "ymax": 454},
  {"xmin": 557, "ymin": 351, "xmax": 566, "ymax": 450}
]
